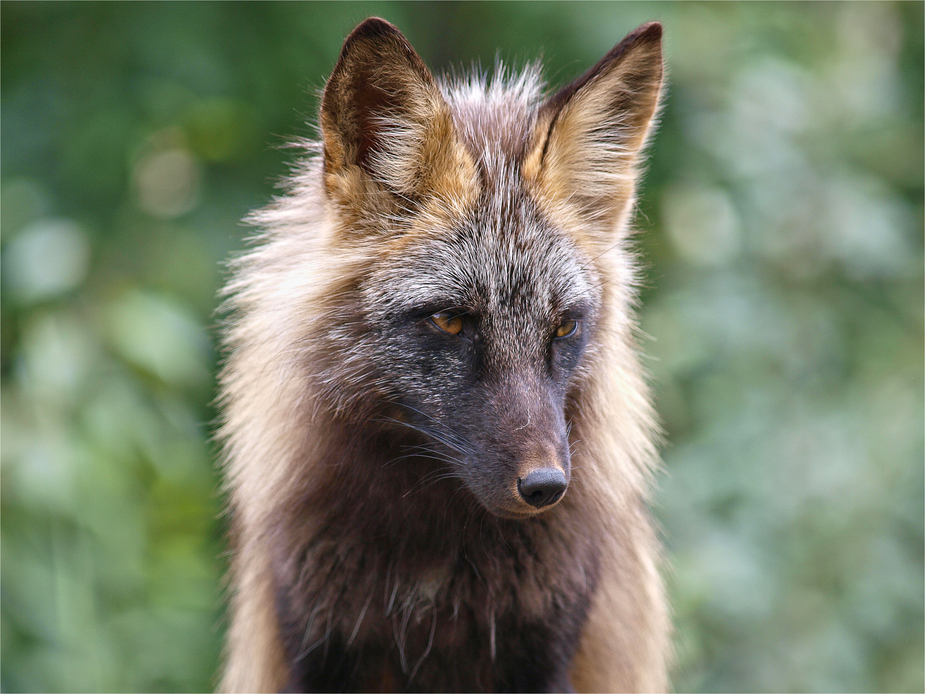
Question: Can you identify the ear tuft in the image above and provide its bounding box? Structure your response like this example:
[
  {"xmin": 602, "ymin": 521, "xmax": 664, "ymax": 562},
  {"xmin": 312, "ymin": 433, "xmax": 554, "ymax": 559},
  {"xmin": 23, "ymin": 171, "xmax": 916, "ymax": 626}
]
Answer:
[{"xmin": 345, "ymin": 16, "xmax": 407, "ymax": 43}]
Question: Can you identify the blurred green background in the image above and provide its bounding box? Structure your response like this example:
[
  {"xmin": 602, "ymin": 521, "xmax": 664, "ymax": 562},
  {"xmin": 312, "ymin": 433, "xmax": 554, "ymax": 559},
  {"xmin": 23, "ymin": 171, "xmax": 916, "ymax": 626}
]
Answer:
[{"xmin": 2, "ymin": 2, "xmax": 922, "ymax": 692}]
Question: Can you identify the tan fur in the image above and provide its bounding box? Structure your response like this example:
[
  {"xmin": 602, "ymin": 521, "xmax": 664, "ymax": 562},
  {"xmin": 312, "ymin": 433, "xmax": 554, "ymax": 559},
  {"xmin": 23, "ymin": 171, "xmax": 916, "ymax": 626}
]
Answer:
[{"xmin": 218, "ymin": 18, "xmax": 668, "ymax": 693}]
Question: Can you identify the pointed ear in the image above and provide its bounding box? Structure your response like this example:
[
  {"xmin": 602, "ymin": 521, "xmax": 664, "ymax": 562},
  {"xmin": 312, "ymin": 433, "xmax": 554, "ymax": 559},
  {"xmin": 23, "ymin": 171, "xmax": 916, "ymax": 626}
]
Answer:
[
  {"xmin": 524, "ymin": 22, "xmax": 664, "ymax": 234},
  {"xmin": 321, "ymin": 18, "xmax": 476, "ymax": 208}
]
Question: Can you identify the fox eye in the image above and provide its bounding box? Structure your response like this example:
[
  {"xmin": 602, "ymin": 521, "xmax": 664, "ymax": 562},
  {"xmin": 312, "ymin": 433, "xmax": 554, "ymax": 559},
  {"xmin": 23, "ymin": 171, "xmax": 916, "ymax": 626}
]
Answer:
[
  {"xmin": 430, "ymin": 312, "xmax": 464, "ymax": 335},
  {"xmin": 555, "ymin": 319, "xmax": 578, "ymax": 339}
]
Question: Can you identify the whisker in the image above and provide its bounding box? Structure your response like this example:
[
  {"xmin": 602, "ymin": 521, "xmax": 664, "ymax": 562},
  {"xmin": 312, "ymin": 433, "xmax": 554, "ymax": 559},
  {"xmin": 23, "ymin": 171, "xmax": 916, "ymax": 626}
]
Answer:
[
  {"xmin": 403, "ymin": 469, "xmax": 464, "ymax": 498},
  {"xmin": 378, "ymin": 416, "xmax": 470, "ymax": 456},
  {"xmin": 389, "ymin": 403, "xmax": 473, "ymax": 451}
]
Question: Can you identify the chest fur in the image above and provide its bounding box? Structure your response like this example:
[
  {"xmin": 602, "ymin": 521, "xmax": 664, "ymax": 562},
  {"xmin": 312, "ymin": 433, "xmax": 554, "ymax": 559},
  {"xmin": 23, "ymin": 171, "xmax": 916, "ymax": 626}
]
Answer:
[{"xmin": 273, "ymin": 507, "xmax": 600, "ymax": 691}]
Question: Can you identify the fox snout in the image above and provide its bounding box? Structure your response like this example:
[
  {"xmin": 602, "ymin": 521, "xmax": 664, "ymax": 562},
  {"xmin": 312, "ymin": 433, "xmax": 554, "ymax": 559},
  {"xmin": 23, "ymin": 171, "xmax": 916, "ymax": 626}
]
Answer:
[
  {"xmin": 504, "ymin": 433, "xmax": 571, "ymax": 516},
  {"xmin": 466, "ymin": 384, "xmax": 573, "ymax": 518}
]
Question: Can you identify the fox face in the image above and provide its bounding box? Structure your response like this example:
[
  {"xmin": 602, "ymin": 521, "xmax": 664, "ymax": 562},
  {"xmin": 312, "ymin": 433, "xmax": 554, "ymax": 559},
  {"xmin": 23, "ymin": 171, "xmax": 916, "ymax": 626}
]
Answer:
[
  {"xmin": 307, "ymin": 18, "xmax": 662, "ymax": 519},
  {"xmin": 359, "ymin": 184, "xmax": 600, "ymax": 517}
]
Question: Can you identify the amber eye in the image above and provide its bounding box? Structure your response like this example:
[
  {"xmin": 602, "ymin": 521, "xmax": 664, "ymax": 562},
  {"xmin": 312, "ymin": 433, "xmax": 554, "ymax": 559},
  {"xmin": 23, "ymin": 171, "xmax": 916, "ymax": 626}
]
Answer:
[
  {"xmin": 555, "ymin": 319, "xmax": 578, "ymax": 339},
  {"xmin": 430, "ymin": 312, "xmax": 464, "ymax": 335}
]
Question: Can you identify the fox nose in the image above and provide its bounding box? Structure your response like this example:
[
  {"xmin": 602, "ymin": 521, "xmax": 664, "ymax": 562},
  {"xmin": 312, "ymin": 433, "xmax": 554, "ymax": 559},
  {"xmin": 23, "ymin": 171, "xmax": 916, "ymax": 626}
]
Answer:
[{"xmin": 517, "ymin": 468, "xmax": 568, "ymax": 508}]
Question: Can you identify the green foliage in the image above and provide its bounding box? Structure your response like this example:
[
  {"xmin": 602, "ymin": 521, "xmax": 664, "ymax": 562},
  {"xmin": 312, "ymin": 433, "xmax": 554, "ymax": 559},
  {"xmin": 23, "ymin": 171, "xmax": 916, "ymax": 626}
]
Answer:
[{"xmin": 2, "ymin": 2, "xmax": 922, "ymax": 691}]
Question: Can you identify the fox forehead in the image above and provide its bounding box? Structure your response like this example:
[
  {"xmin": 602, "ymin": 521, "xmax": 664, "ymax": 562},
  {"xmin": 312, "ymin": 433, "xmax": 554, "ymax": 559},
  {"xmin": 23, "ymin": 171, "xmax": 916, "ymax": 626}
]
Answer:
[
  {"xmin": 440, "ymin": 66, "xmax": 545, "ymax": 162},
  {"xmin": 365, "ymin": 178, "xmax": 598, "ymax": 321}
]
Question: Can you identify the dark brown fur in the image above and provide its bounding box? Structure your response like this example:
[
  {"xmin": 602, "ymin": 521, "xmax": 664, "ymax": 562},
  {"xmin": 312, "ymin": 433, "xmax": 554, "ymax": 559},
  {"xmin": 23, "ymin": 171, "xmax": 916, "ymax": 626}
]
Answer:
[{"xmin": 218, "ymin": 18, "xmax": 668, "ymax": 692}]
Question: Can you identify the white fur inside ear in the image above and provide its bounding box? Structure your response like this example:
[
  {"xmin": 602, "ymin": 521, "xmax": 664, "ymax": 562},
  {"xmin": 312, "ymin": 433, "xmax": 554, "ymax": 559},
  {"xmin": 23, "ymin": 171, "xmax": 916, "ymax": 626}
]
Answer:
[
  {"xmin": 367, "ymin": 115, "xmax": 426, "ymax": 193},
  {"xmin": 366, "ymin": 95, "xmax": 443, "ymax": 195}
]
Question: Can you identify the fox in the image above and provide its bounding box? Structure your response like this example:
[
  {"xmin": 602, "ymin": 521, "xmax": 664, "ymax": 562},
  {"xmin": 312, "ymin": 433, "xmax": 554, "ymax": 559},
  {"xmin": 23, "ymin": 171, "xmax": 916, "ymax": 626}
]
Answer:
[{"xmin": 217, "ymin": 16, "xmax": 668, "ymax": 693}]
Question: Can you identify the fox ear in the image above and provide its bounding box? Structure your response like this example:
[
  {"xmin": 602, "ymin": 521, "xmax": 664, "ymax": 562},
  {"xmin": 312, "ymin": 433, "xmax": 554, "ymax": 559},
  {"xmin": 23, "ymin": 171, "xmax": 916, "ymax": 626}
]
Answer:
[
  {"xmin": 321, "ymin": 18, "xmax": 475, "ymax": 207},
  {"xmin": 524, "ymin": 22, "xmax": 664, "ymax": 235}
]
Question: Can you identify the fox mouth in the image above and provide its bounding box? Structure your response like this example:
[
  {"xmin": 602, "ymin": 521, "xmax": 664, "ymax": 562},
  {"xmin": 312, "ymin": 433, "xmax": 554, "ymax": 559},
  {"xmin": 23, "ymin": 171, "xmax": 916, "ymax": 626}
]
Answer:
[{"xmin": 488, "ymin": 497, "xmax": 565, "ymax": 520}]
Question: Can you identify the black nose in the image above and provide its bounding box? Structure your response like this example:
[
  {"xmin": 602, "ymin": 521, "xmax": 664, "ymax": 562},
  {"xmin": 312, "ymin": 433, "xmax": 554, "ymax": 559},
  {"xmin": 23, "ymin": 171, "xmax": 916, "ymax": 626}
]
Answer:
[{"xmin": 517, "ymin": 468, "xmax": 568, "ymax": 508}]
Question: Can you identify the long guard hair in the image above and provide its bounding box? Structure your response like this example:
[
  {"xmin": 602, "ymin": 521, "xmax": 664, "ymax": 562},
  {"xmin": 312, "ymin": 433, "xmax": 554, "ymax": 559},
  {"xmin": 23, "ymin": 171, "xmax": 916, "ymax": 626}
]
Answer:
[{"xmin": 218, "ymin": 17, "xmax": 669, "ymax": 692}]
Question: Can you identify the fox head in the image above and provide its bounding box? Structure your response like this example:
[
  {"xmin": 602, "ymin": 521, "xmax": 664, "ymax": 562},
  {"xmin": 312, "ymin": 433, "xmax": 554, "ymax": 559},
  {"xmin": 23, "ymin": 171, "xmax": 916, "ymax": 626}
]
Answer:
[{"xmin": 307, "ymin": 18, "xmax": 663, "ymax": 519}]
